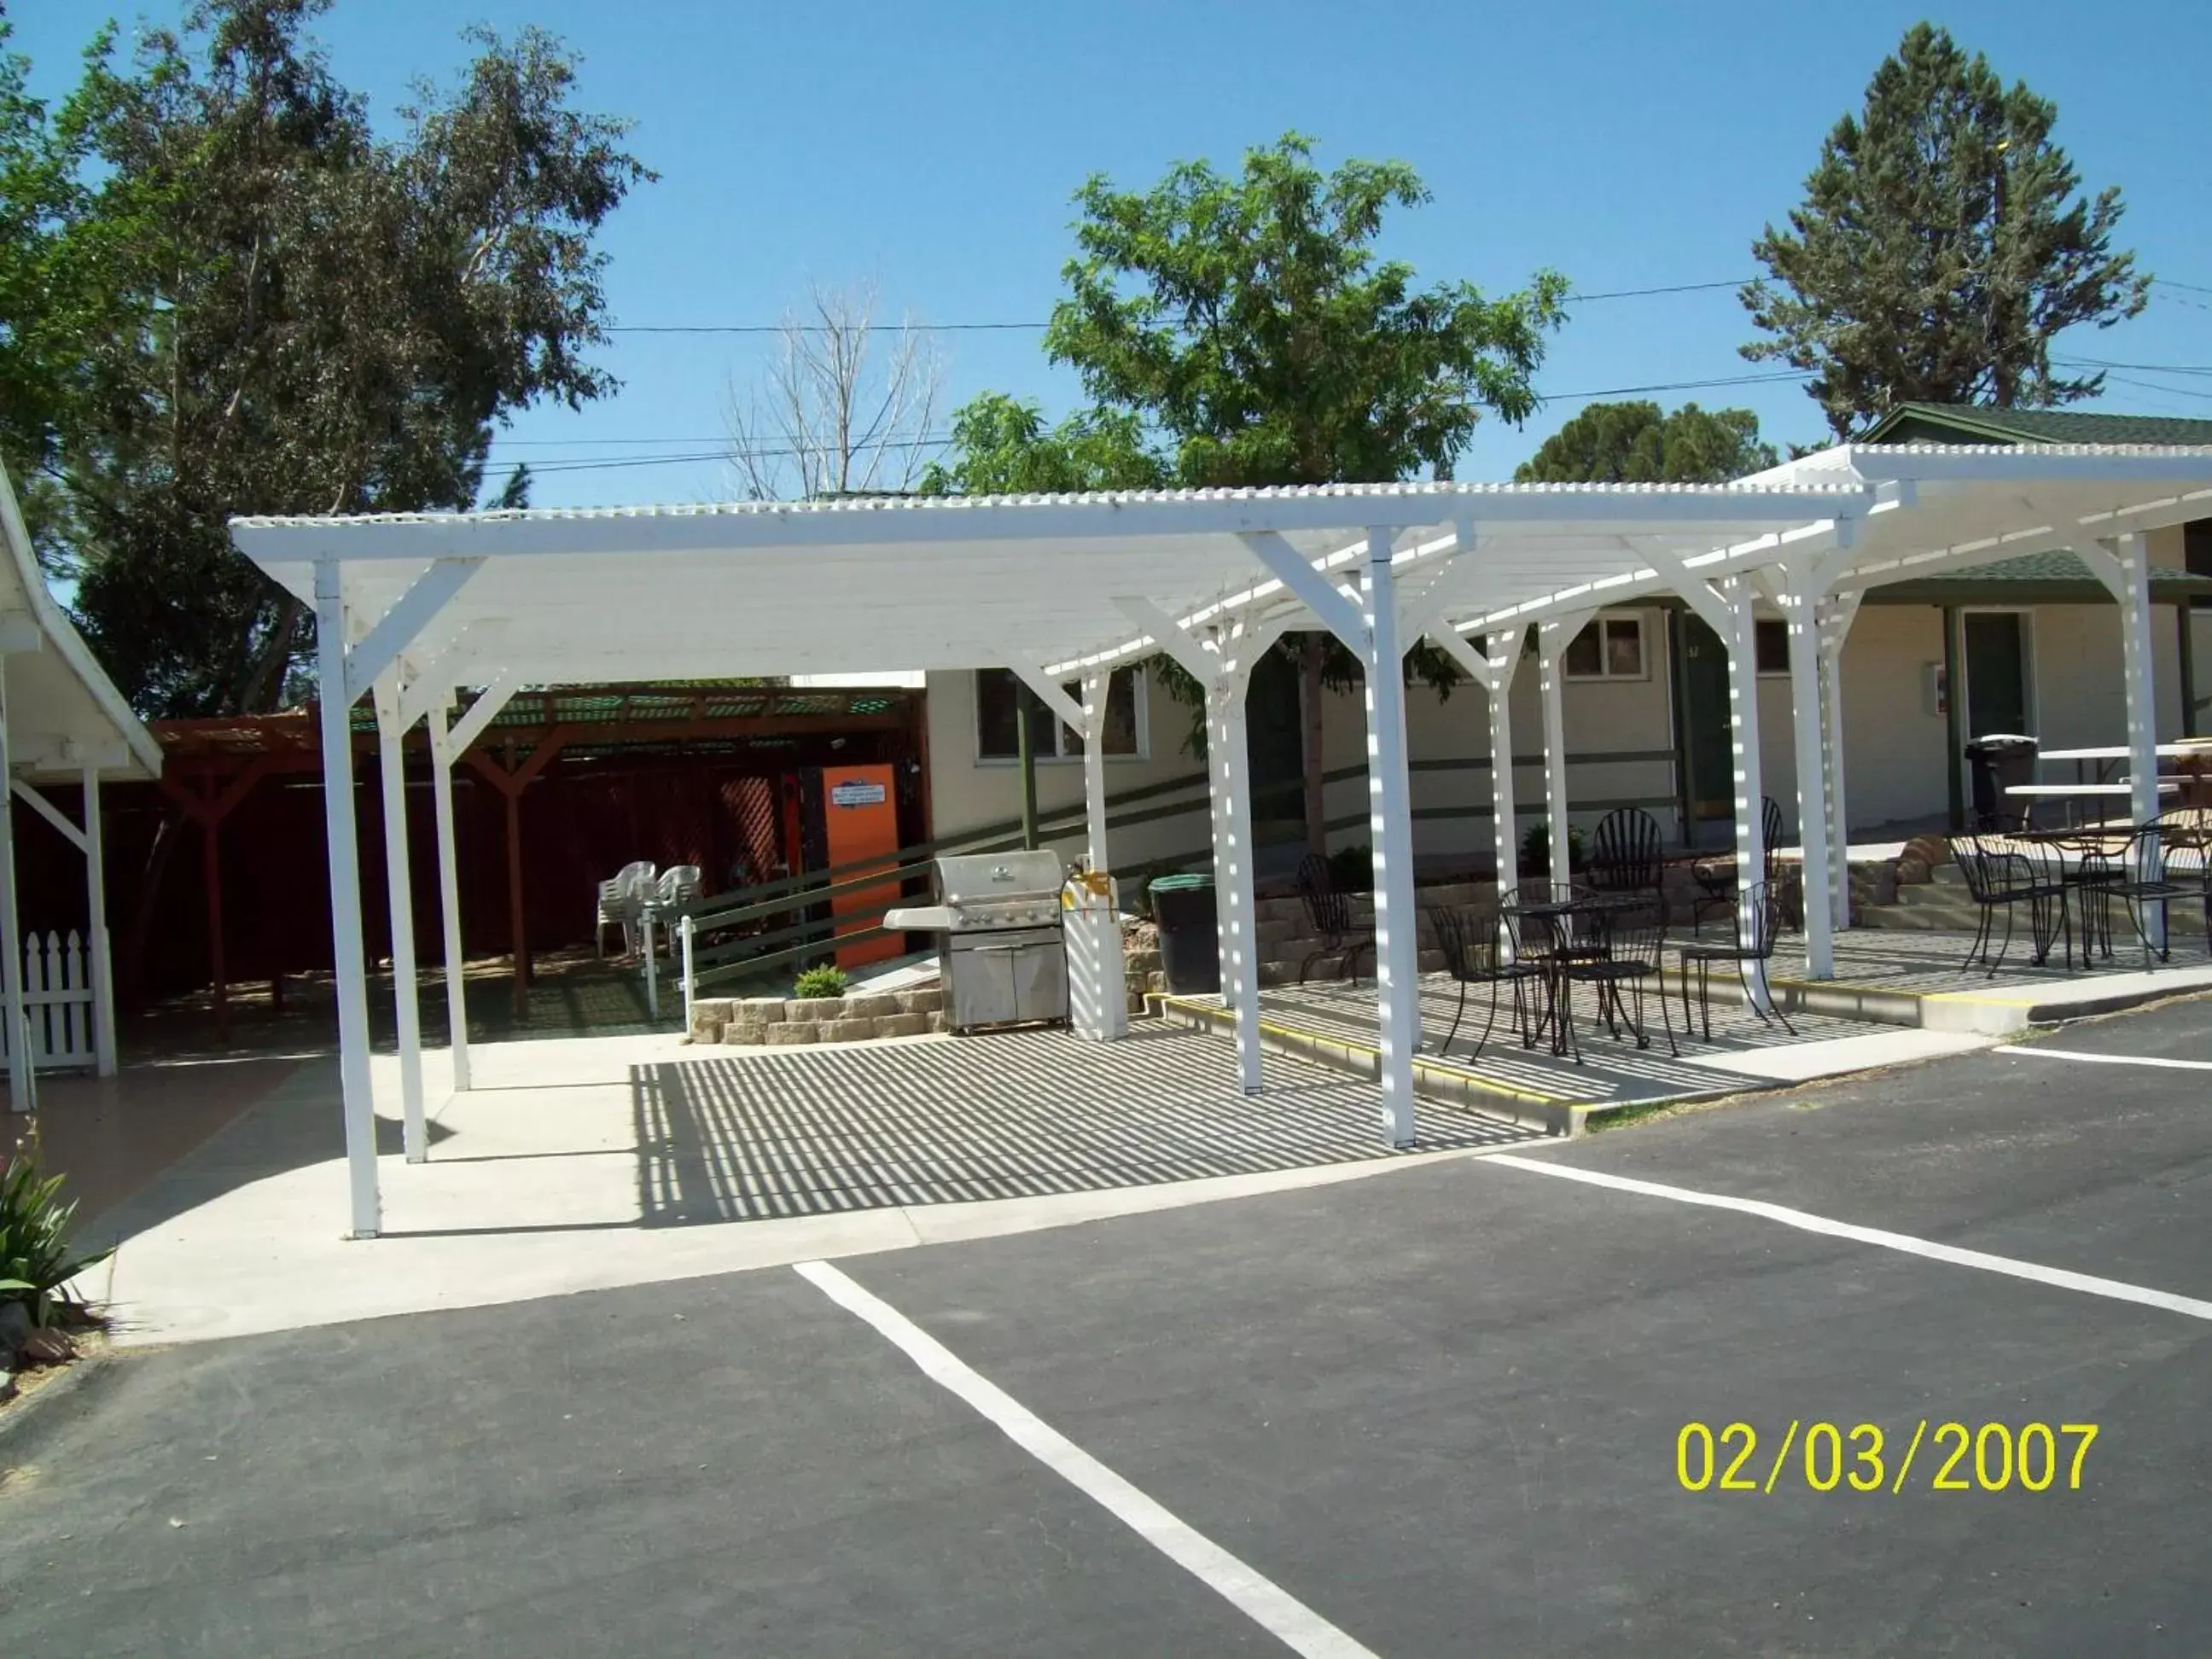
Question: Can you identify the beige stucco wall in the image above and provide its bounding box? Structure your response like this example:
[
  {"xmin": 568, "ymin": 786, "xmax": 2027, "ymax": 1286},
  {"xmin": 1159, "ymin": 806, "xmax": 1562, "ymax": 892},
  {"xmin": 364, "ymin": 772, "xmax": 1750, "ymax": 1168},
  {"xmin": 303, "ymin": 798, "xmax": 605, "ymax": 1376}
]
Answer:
[
  {"xmin": 923, "ymin": 662, "xmax": 1208, "ymax": 870},
  {"xmin": 923, "ymin": 591, "xmax": 2203, "ymax": 876}
]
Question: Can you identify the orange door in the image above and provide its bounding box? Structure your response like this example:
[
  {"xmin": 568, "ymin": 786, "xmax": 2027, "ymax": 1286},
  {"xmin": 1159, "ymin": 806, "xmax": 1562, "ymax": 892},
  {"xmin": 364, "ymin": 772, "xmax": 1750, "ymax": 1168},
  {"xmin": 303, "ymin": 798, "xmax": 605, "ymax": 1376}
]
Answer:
[{"xmin": 820, "ymin": 764, "xmax": 904, "ymax": 970}]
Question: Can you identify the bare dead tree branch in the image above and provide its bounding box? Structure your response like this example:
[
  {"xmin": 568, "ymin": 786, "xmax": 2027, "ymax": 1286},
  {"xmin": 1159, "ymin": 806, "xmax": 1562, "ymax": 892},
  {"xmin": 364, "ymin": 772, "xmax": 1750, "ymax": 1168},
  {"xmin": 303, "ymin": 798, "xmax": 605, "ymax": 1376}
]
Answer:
[{"xmin": 723, "ymin": 277, "xmax": 945, "ymax": 499}]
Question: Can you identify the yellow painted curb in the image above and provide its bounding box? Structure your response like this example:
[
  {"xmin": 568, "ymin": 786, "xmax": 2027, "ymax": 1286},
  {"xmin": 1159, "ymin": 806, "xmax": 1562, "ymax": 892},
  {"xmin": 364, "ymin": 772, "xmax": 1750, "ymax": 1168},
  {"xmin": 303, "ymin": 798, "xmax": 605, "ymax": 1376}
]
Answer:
[{"xmin": 1156, "ymin": 995, "xmax": 1564, "ymax": 1107}]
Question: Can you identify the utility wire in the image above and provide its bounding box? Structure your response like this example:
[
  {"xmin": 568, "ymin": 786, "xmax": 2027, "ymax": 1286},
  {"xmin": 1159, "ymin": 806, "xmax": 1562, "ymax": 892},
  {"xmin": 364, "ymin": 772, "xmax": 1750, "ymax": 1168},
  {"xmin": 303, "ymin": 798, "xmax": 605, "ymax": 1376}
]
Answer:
[{"xmin": 602, "ymin": 277, "xmax": 1764, "ymax": 335}]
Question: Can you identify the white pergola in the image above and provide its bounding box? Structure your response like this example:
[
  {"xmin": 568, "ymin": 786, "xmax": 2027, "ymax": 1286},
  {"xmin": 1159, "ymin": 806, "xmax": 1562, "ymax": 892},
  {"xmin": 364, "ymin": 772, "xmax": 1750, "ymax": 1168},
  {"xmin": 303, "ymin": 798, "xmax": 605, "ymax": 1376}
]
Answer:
[
  {"xmin": 230, "ymin": 442, "xmax": 2212, "ymax": 1237},
  {"xmin": 2, "ymin": 469, "xmax": 162, "ymax": 1105}
]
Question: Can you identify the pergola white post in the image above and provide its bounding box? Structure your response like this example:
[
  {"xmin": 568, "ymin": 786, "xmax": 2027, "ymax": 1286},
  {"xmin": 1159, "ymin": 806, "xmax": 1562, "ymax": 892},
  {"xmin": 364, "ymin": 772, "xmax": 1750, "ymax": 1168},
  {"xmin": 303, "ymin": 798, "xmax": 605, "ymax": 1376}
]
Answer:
[
  {"xmin": 1724, "ymin": 579, "xmax": 1772, "ymax": 1004},
  {"xmin": 1358, "ymin": 530, "xmax": 1420, "ymax": 1146},
  {"xmin": 1535, "ymin": 611, "xmax": 1594, "ymax": 894},
  {"xmin": 428, "ymin": 694, "xmax": 471, "ymax": 1094},
  {"xmin": 1232, "ymin": 532, "xmax": 1417, "ymax": 1143},
  {"xmin": 1486, "ymin": 631, "xmax": 1522, "ymax": 905},
  {"xmin": 1649, "ymin": 552, "xmax": 1774, "ymax": 1011},
  {"xmin": 1818, "ymin": 593, "xmax": 1863, "ymax": 934},
  {"xmin": 82, "ymin": 762, "xmax": 115, "ymax": 1076},
  {"xmin": 0, "ymin": 674, "xmax": 23, "ymax": 1112},
  {"xmin": 426, "ymin": 671, "xmax": 518, "ymax": 1095},
  {"xmin": 2100, "ymin": 533, "xmax": 2163, "ymax": 828},
  {"xmin": 315, "ymin": 562, "xmax": 382, "ymax": 1236},
  {"xmin": 1080, "ymin": 670, "xmax": 1110, "ymax": 876},
  {"xmin": 1207, "ymin": 655, "xmax": 1264, "ymax": 1093},
  {"xmin": 2085, "ymin": 532, "xmax": 2165, "ymax": 950},
  {"xmin": 1781, "ymin": 564, "xmax": 1837, "ymax": 979},
  {"xmin": 372, "ymin": 674, "xmax": 428, "ymax": 1162}
]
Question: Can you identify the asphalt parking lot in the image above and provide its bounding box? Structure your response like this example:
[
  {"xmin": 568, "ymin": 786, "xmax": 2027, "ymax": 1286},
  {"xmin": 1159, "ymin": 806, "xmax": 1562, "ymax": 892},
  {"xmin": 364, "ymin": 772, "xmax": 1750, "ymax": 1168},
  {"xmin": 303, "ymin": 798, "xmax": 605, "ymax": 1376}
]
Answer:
[{"xmin": 3, "ymin": 997, "xmax": 2209, "ymax": 1656}]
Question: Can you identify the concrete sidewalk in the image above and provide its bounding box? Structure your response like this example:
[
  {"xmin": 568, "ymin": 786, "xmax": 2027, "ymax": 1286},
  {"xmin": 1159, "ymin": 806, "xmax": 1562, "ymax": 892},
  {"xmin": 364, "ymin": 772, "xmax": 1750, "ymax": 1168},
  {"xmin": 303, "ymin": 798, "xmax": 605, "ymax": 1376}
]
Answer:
[{"xmin": 81, "ymin": 1027, "xmax": 1528, "ymax": 1346}]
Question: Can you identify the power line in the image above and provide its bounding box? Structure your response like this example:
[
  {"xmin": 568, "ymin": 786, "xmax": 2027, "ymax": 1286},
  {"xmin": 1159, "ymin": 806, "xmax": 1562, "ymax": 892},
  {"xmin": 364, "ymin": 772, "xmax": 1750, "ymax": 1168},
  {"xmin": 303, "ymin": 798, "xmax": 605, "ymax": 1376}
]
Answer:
[{"xmin": 602, "ymin": 277, "xmax": 1762, "ymax": 336}]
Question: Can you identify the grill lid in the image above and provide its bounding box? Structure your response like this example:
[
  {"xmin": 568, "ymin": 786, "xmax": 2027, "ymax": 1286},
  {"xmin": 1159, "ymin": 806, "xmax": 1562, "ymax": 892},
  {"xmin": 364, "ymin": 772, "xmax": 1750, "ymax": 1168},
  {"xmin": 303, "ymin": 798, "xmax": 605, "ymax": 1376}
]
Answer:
[
  {"xmin": 935, "ymin": 849, "xmax": 1066, "ymax": 904},
  {"xmin": 934, "ymin": 849, "xmax": 1066, "ymax": 931}
]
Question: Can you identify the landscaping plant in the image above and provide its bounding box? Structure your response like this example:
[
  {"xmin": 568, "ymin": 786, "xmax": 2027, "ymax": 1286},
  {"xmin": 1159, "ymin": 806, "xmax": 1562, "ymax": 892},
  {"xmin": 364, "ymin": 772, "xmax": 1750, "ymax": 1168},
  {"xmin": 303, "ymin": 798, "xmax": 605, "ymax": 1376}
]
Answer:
[
  {"xmin": 793, "ymin": 964, "xmax": 851, "ymax": 1000},
  {"xmin": 1, "ymin": 1137, "xmax": 109, "ymax": 1328}
]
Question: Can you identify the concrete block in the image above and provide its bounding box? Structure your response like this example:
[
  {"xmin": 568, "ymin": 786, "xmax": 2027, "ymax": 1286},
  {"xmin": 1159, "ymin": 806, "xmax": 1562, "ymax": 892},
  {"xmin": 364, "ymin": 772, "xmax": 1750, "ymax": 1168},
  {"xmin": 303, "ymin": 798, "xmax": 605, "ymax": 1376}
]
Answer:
[
  {"xmin": 719, "ymin": 1023, "xmax": 765, "ymax": 1046},
  {"xmin": 927, "ymin": 1010, "xmax": 948, "ymax": 1033},
  {"xmin": 765, "ymin": 1022, "xmax": 820, "ymax": 1045},
  {"xmin": 822, "ymin": 1017, "xmax": 881, "ymax": 1043},
  {"xmin": 787, "ymin": 997, "xmax": 847, "ymax": 1021},
  {"xmin": 844, "ymin": 995, "xmax": 902, "ymax": 1020},
  {"xmin": 895, "ymin": 987, "xmax": 944, "ymax": 1015},
  {"xmin": 688, "ymin": 998, "xmax": 735, "ymax": 1041},
  {"xmin": 875, "ymin": 1012, "xmax": 930, "ymax": 1038},
  {"xmin": 733, "ymin": 997, "xmax": 788, "ymax": 1025}
]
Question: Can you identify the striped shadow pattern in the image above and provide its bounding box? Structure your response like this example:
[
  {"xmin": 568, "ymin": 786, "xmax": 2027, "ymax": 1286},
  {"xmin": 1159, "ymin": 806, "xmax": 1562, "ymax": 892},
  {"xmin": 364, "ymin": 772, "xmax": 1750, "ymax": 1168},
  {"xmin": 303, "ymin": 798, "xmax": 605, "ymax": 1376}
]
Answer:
[{"xmin": 631, "ymin": 1026, "xmax": 1533, "ymax": 1225}]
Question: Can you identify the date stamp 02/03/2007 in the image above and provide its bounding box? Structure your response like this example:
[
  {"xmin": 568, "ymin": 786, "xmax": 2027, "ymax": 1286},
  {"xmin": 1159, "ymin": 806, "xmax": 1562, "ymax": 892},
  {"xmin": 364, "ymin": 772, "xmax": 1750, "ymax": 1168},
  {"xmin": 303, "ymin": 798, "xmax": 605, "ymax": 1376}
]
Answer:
[{"xmin": 1676, "ymin": 1421, "xmax": 2100, "ymax": 1495}]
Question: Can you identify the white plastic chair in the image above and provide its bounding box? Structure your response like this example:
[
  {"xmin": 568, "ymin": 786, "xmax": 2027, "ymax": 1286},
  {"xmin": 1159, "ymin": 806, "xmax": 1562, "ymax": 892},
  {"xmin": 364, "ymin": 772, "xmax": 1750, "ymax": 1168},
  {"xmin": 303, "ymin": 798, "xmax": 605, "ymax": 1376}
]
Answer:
[
  {"xmin": 643, "ymin": 865, "xmax": 703, "ymax": 957},
  {"xmin": 595, "ymin": 860, "xmax": 657, "ymax": 958}
]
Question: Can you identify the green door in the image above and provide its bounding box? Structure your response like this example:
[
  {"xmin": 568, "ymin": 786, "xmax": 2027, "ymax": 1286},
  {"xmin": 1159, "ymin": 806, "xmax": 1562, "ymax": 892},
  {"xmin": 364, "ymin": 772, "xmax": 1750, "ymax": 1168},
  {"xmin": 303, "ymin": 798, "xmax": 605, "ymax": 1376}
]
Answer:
[
  {"xmin": 1676, "ymin": 616, "xmax": 1733, "ymax": 844},
  {"xmin": 1963, "ymin": 612, "xmax": 2030, "ymax": 737}
]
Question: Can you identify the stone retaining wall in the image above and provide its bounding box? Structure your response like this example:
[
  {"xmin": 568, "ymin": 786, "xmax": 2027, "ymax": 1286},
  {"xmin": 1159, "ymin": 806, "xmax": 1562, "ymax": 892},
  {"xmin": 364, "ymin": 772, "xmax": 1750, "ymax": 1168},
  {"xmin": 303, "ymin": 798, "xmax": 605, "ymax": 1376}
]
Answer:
[{"xmin": 689, "ymin": 987, "xmax": 946, "ymax": 1047}]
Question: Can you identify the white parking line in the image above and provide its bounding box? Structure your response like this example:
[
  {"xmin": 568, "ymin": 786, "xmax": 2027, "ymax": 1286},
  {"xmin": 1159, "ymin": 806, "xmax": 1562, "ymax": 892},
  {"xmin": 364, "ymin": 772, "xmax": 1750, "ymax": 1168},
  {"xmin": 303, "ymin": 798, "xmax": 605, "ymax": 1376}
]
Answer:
[
  {"xmin": 795, "ymin": 1259, "xmax": 1378, "ymax": 1659},
  {"xmin": 1997, "ymin": 1045, "xmax": 2212, "ymax": 1073},
  {"xmin": 1487, "ymin": 1155, "xmax": 2212, "ymax": 1323}
]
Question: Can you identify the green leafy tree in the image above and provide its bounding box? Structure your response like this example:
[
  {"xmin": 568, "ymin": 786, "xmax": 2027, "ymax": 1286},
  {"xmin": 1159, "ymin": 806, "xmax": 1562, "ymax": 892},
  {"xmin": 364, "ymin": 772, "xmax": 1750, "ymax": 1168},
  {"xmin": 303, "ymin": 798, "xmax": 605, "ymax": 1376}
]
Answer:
[
  {"xmin": 1741, "ymin": 22, "xmax": 2148, "ymax": 439},
  {"xmin": 1516, "ymin": 400, "xmax": 1777, "ymax": 484},
  {"xmin": 916, "ymin": 393, "xmax": 1166, "ymax": 495},
  {"xmin": 942, "ymin": 135, "xmax": 1565, "ymax": 835},
  {"xmin": 9, "ymin": 0, "xmax": 650, "ymax": 714}
]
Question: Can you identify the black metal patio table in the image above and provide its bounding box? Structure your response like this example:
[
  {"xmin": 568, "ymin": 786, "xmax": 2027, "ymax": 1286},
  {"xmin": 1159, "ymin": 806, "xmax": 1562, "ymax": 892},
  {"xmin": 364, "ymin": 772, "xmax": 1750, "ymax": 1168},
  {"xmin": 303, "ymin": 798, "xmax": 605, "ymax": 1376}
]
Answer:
[{"xmin": 1511, "ymin": 889, "xmax": 1638, "ymax": 1057}]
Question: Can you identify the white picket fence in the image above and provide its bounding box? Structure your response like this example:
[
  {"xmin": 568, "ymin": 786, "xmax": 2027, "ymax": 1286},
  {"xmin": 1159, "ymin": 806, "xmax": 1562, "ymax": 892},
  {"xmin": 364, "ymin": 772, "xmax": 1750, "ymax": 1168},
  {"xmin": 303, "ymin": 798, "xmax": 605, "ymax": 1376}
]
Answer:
[{"xmin": 0, "ymin": 929, "xmax": 100, "ymax": 1072}]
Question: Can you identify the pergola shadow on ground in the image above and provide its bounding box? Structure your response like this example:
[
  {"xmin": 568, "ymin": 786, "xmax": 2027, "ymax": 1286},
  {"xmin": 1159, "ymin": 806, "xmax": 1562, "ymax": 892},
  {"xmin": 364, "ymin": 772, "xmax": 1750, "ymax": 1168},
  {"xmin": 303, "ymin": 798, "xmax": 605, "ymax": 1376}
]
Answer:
[{"xmin": 627, "ymin": 1027, "xmax": 1531, "ymax": 1226}]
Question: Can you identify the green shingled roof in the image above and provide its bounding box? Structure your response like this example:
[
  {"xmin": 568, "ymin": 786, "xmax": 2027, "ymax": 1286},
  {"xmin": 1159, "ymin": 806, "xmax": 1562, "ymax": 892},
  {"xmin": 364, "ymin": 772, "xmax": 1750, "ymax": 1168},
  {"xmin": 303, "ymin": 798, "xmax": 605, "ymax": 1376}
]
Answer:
[
  {"xmin": 1861, "ymin": 403, "xmax": 2212, "ymax": 447},
  {"xmin": 1865, "ymin": 550, "xmax": 2212, "ymax": 605}
]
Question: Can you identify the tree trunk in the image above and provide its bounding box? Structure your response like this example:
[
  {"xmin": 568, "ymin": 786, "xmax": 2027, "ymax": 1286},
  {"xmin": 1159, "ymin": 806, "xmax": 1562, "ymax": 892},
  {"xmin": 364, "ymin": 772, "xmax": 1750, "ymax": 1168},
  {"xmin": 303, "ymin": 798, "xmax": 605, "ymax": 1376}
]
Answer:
[
  {"xmin": 1301, "ymin": 632, "xmax": 1327, "ymax": 858},
  {"xmin": 230, "ymin": 595, "xmax": 302, "ymax": 714}
]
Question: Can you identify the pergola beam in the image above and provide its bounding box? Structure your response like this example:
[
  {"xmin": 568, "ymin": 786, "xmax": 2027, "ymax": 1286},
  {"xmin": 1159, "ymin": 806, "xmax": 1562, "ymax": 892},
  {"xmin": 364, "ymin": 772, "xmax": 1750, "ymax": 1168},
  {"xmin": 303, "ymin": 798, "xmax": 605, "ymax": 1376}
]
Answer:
[{"xmin": 344, "ymin": 558, "xmax": 486, "ymax": 701}]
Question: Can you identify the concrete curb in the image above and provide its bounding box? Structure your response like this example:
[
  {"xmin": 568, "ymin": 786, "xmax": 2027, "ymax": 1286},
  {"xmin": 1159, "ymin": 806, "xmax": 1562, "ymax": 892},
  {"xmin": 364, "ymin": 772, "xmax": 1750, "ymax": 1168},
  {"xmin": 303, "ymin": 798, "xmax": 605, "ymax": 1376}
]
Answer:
[{"xmin": 1149, "ymin": 993, "xmax": 1590, "ymax": 1138}]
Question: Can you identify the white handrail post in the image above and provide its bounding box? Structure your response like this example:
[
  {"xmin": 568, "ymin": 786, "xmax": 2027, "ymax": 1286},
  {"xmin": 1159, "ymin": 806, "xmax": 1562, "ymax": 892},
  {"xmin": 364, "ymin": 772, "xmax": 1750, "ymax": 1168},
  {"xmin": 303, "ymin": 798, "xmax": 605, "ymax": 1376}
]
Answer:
[
  {"xmin": 643, "ymin": 911, "xmax": 659, "ymax": 1020},
  {"xmin": 679, "ymin": 915, "xmax": 696, "ymax": 1033}
]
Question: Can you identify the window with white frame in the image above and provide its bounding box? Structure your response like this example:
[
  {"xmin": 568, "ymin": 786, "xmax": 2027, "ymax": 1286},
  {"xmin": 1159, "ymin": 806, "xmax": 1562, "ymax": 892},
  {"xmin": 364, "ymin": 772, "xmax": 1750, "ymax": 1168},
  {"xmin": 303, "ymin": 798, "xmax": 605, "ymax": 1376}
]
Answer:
[
  {"xmin": 975, "ymin": 667, "xmax": 1146, "ymax": 762},
  {"xmin": 1562, "ymin": 614, "xmax": 1646, "ymax": 680}
]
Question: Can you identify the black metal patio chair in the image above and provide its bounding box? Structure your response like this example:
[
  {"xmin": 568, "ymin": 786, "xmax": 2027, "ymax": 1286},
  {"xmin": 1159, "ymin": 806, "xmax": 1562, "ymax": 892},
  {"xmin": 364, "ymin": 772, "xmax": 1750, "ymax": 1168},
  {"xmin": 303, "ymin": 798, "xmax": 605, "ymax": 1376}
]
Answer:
[
  {"xmin": 1424, "ymin": 903, "xmax": 1547, "ymax": 1059},
  {"xmin": 1675, "ymin": 879, "xmax": 1796, "ymax": 1041},
  {"xmin": 1947, "ymin": 832, "xmax": 2070, "ymax": 976},
  {"xmin": 2073, "ymin": 814, "xmax": 2207, "ymax": 967},
  {"xmin": 1295, "ymin": 853, "xmax": 1373, "ymax": 983},
  {"xmin": 1587, "ymin": 807, "xmax": 1668, "ymax": 917},
  {"xmin": 1690, "ymin": 796, "xmax": 1786, "ymax": 932},
  {"xmin": 1559, "ymin": 899, "xmax": 1676, "ymax": 1057}
]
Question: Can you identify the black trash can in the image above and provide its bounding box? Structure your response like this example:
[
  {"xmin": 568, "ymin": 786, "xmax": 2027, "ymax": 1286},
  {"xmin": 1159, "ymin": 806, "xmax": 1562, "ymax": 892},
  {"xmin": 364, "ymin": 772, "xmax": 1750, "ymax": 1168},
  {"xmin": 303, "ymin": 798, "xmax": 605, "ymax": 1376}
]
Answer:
[
  {"xmin": 1964, "ymin": 733, "xmax": 2039, "ymax": 825},
  {"xmin": 1148, "ymin": 872, "xmax": 1220, "ymax": 994}
]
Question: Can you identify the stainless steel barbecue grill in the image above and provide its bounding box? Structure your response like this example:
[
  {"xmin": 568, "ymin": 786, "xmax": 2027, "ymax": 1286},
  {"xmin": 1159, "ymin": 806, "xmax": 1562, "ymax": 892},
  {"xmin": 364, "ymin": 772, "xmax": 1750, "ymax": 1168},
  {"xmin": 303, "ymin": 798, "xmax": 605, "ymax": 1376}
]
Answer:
[{"xmin": 884, "ymin": 849, "xmax": 1069, "ymax": 1033}]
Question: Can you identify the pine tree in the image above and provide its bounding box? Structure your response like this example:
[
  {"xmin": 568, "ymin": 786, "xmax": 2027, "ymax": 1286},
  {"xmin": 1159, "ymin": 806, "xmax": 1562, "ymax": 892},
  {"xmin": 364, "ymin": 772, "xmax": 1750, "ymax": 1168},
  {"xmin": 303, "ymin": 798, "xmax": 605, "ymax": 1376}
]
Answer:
[{"xmin": 1740, "ymin": 23, "xmax": 2147, "ymax": 439}]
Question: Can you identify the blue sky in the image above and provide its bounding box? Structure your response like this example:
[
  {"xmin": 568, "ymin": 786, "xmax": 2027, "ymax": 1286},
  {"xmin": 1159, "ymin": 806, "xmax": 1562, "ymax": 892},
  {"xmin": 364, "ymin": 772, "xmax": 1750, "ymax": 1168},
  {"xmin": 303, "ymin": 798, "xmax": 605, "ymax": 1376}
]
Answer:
[{"xmin": 16, "ymin": 0, "xmax": 2211, "ymax": 507}]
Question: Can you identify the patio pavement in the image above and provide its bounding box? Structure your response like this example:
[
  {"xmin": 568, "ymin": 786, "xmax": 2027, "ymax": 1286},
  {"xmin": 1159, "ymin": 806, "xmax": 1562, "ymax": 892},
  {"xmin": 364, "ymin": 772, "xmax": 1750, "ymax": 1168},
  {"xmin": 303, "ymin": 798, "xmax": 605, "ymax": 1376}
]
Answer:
[
  {"xmin": 1767, "ymin": 925, "xmax": 2212, "ymax": 1033},
  {"xmin": 76, "ymin": 1024, "xmax": 1534, "ymax": 1347},
  {"xmin": 1162, "ymin": 969, "xmax": 1993, "ymax": 1126}
]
